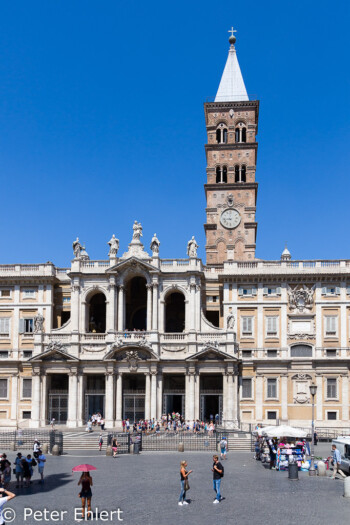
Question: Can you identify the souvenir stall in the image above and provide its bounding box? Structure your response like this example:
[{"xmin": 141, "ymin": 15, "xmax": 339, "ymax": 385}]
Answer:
[{"xmin": 260, "ymin": 425, "xmax": 309, "ymax": 471}]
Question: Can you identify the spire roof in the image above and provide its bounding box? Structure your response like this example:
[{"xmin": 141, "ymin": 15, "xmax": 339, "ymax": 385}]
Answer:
[{"xmin": 215, "ymin": 29, "xmax": 249, "ymax": 103}]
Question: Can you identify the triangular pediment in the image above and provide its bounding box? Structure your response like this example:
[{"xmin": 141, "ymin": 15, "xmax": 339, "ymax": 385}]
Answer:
[
  {"xmin": 186, "ymin": 346, "xmax": 238, "ymax": 362},
  {"xmin": 29, "ymin": 347, "xmax": 79, "ymax": 363},
  {"xmin": 106, "ymin": 256, "xmax": 159, "ymax": 275},
  {"xmin": 104, "ymin": 342, "xmax": 159, "ymax": 361}
]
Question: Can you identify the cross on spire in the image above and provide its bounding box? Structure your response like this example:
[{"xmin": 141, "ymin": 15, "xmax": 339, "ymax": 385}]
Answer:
[{"xmin": 228, "ymin": 27, "xmax": 237, "ymax": 37}]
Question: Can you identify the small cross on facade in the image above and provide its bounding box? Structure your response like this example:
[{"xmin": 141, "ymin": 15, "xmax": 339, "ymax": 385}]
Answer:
[{"xmin": 228, "ymin": 27, "xmax": 237, "ymax": 37}]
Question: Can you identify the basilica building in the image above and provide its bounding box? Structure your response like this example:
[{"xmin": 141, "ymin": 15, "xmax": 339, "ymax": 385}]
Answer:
[{"xmin": 0, "ymin": 32, "xmax": 349, "ymax": 430}]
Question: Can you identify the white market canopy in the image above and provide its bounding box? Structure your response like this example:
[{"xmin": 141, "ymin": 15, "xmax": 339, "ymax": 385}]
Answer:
[{"xmin": 260, "ymin": 425, "xmax": 308, "ymax": 438}]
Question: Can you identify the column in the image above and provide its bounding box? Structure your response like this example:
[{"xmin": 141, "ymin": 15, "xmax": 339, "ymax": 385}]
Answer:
[
  {"xmin": 145, "ymin": 373, "xmax": 151, "ymax": 420},
  {"xmin": 40, "ymin": 373, "xmax": 47, "ymax": 426},
  {"xmin": 71, "ymin": 283, "xmax": 80, "ymax": 332},
  {"xmin": 185, "ymin": 371, "xmax": 195, "ymax": 421},
  {"xmin": 222, "ymin": 373, "xmax": 227, "ymax": 422},
  {"xmin": 225, "ymin": 371, "xmax": 234, "ymax": 427},
  {"xmin": 11, "ymin": 374, "xmax": 18, "ymax": 422},
  {"xmin": 117, "ymin": 286, "xmax": 125, "ymax": 332},
  {"xmin": 232, "ymin": 372, "xmax": 238, "ymax": 424},
  {"xmin": 67, "ymin": 370, "xmax": 78, "ymax": 428},
  {"xmin": 190, "ymin": 283, "xmax": 196, "ymax": 330},
  {"xmin": 30, "ymin": 370, "xmax": 41, "ymax": 428},
  {"xmin": 342, "ymin": 375, "xmax": 349, "ymax": 422},
  {"xmin": 194, "ymin": 372, "xmax": 200, "ymax": 420},
  {"xmin": 115, "ymin": 373, "xmax": 123, "ymax": 427},
  {"xmin": 106, "ymin": 283, "xmax": 116, "ymax": 333},
  {"xmin": 77, "ymin": 373, "xmax": 85, "ymax": 426},
  {"xmin": 156, "ymin": 373, "xmax": 163, "ymax": 420},
  {"xmin": 105, "ymin": 372, "xmax": 115, "ymax": 427},
  {"xmin": 152, "ymin": 283, "xmax": 158, "ymax": 330},
  {"xmin": 150, "ymin": 371, "xmax": 157, "ymax": 419},
  {"xmin": 281, "ymin": 375, "xmax": 288, "ymax": 422},
  {"xmin": 255, "ymin": 375, "xmax": 263, "ymax": 422},
  {"xmin": 146, "ymin": 285, "xmax": 152, "ymax": 331},
  {"xmin": 316, "ymin": 375, "xmax": 323, "ymax": 421}
]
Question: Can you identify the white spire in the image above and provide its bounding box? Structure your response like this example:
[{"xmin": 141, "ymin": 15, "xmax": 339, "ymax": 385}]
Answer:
[{"xmin": 215, "ymin": 29, "xmax": 249, "ymax": 103}]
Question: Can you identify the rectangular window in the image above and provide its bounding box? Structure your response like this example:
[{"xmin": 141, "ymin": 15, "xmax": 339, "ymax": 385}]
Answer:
[
  {"xmin": 267, "ymin": 411, "xmax": 277, "ymax": 420},
  {"xmin": 0, "ymin": 379, "xmax": 8, "ymax": 399},
  {"xmin": 0, "ymin": 352, "xmax": 9, "ymax": 359},
  {"xmin": 325, "ymin": 316, "xmax": 337, "ymax": 336},
  {"xmin": 0, "ymin": 318, "xmax": 10, "ymax": 337},
  {"xmin": 242, "ymin": 350, "xmax": 252, "ymax": 358},
  {"xmin": 22, "ymin": 411, "xmax": 31, "ymax": 419},
  {"xmin": 238, "ymin": 286, "xmax": 257, "ymax": 297},
  {"xmin": 63, "ymin": 297, "xmax": 71, "ymax": 303},
  {"xmin": 322, "ymin": 286, "xmax": 340, "ymax": 296},
  {"xmin": 266, "ymin": 316, "xmax": 278, "ymax": 337},
  {"xmin": 22, "ymin": 319, "xmax": 34, "ymax": 333},
  {"xmin": 327, "ymin": 378, "xmax": 337, "ymax": 399},
  {"xmin": 327, "ymin": 411, "xmax": 337, "ymax": 420},
  {"xmin": 23, "ymin": 351, "xmax": 33, "ymax": 359},
  {"xmin": 0, "ymin": 289, "xmax": 11, "ymax": 298},
  {"xmin": 242, "ymin": 378, "xmax": 252, "ymax": 398},
  {"xmin": 326, "ymin": 349, "xmax": 337, "ymax": 358},
  {"xmin": 267, "ymin": 350, "xmax": 277, "ymax": 358},
  {"xmin": 290, "ymin": 345, "xmax": 313, "ymax": 357},
  {"xmin": 22, "ymin": 378, "xmax": 32, "ymax": 399},
  {"xmin": 23, "ymin": 289, "xmax": 36, "ymax": 299},
  {"xmin": 263, "ymin": 286, "xmax": 281, "ymax": 296},
  {"xmin": 241, "ymin": 316, "xmax": 253, "ymax": 336},
  {"xmin": 267, "ymin": 378, "xmax": 277, "ymax": 398}
]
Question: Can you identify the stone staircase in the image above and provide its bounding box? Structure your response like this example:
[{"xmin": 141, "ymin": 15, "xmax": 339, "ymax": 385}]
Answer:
[
  {"xmin": 62, "ymin": 430, "xmax": 110, "ymax": 451},
  {"xmin": 225, "ymin": 432, "xmax": 253, "ymax": 452}
]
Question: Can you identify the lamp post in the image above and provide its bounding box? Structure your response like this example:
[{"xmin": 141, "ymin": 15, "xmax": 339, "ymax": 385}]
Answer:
[{"xmin": 309, "ymin": 383, "xmax": 317, "ymax": 476}]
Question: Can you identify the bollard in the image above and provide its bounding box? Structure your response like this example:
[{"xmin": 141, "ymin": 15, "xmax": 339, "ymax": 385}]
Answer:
[
  {"xmin": 129, "ymin": 444, "xmax": 134, "ymax": 454},
  {"xmin": 217, "ymin": 443, "xmax": 221, "ymax": 453},
  {"xmin": 106, "ymin": 446, "xmax": 113, "ymax": 457},
  {"xmin": 10, "ymin": 441, "xmax": 16, "ymax": 451},
  {"xmin": 344, "ymin": 477, "xmax": 350, "ymax": 498},
  {"xmin": 317, "ymin": 461, "xmax": 326, "ymax": 477},
  {"xmin": 42, "ymin": 444, "xmax": 49, "ymax": 454},
  {"xmin": 51, "ymin": 444, "xmax": 60, "ymax": 456},
  {"xmin": 288, "ymin": 462, "xmax": 299, "ymax": 481},
  {"xmin": 178, "ymin": 442, "xmax": 184, "ymax": 453}
]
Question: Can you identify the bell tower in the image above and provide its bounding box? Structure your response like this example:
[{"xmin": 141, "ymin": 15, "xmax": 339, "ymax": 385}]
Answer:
[{"xmin": 204, "ymin": 29, "xmax": 259, "ymax": 264}]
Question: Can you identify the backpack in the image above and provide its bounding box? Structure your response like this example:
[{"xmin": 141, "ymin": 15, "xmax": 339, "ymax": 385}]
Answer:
[
  {"xmin": 32, "ymin": 459, "xmax": 37, "ymax": 467},
  {"xmin": 220, "ymin": 464, "xmax": 224, "ymax": 477}
]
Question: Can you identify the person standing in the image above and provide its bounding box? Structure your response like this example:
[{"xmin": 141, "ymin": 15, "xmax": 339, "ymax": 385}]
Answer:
[
  {"xmin": 268, "ymin": 438, "xmax": 277, "ymax": 469},
  {"xmin": 0, "ymin": 487, "xmax": 16, "ymax": 524},
  {"xmin": 178, "ymin": 460, "xmax": 192, "ymax": 506},
  {"xmin": 78, "ymin": 471, "xmax": 93, "ymax": 520},
  {"xmin": 212, "ymin": 455, "xmax": 224, "ymax": 504},
  {"xmin": 37, "ymin": 451, "xmax": 46, "ymax": 484},
  {"xmin": 15, "ymin": 453, "xmax": 23, "ymax": 488},
  {"xmin": 220, "ymin": 437, "xmax": 228, "ymax": 460},
  {"xmin": 331, "ymin": 444, "xmax": 346, "ymax": 479}
]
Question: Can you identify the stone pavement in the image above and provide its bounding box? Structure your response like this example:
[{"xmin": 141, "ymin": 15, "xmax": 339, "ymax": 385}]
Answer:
[{"xmin": 1, "ymin": 446, "xmax": 349, "ymax": 525}]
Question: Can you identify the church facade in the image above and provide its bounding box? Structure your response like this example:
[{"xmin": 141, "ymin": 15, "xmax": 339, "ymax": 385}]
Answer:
[{"xmin": 0, "ymin": 32, "xmax": 349, "ymax": 430}]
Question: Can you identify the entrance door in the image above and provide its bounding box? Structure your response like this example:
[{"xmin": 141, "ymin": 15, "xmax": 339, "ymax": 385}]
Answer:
[
  {"xmin": 49, "ymin": 394, "xmax": 68, "ymax": 424},
  {"xmin": 85, "ymin": 394, "xmax": 105, "ymax": 422},
  {"xmin": 163, "ymin": 394, "xmax": 185, "ymax": 417},
  {"xmin": 123, "ymin": 395, "xmax": 145, "ymax": 423},
  {"xmin": 200, "ymin": 394, "xmax": 223, "ymax": 423}
]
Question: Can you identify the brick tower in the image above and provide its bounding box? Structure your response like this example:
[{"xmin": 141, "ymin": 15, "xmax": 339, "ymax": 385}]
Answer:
[{"xmin": 204, "ymin": 29, "xmax": 259, "ymax": 264}]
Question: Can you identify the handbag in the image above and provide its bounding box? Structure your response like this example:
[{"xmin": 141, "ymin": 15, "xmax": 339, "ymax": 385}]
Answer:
[
  {"xmin": 13, "ymin": 468, "xmax": 16, "ymax": 475},
  {"xmin": 184, "ymin": 479, "xmax": 190, "ymax": 491}
]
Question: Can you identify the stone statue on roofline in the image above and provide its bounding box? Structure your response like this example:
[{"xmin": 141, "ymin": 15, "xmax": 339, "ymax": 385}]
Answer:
[
  {"xmin": 187, "ymin": 236, "xmax": 198, "ymax": 258},
  {"xmin": 150, "ymin": 234, "xmax": 160, "ymax": 256},
  {"xmin": 108, "ymin": 234, "xmax": 119, "ymax": 257},
  {"xmin": 132, "ymin": 221, "xmax": 143, "ymax": 241},
  {"xmin": 34, "ymin": 313, "xmax": 44, "ymax": 333},
  {"xmin": 72, "ymin": 237, "xmax": 82, "ymax": 259}
]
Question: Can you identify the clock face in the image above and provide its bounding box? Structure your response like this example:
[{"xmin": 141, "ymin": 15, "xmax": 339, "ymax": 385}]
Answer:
[{"xmin": 220, "ymin": 208, "xmax": 241, "ymax": 229}]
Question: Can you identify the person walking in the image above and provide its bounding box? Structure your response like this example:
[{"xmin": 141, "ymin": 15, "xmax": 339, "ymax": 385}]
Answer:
[
  {"xmin": 178, "ymin": 460, "xmax": 192, "ymax": 506},
  {"xmin": 15, "ymin": 453, "xmax": 23, "ymax": 488},
  {"xmin": 331, "ymin": 444, "xmax": 346, "ymax": 479},
  {"xmin": 0, "ymin": 487, "xmax": 16, "ymax": 524},
  {"xmin": 37, "ymin": 451, "xmax": 46, "ymax": 484},
  {"xmin": 98, "ymin": 434, "xmax": 103, "ymax": 452},
  {"xmin": 1, "ymin": 462, "xmax": 11, "ymax": 489},
  {"xmin": 220, "ymin": 437, "xmax": 228, "ymax": 460},
  {"xmin": 212, "ymin": 455, "xmax": 224, "ymax": 504},
  {"xmin": 78, "ymin": 471, "xmax": 93, "ymax": 520},
  {"xmin": 21, "ymin": 456, "xmax": 31, "ymax": 487},
  {"xmin": 33, "ymin": 439, "xmax": 40, "ymax": 459},
  {"xmin": 112, "ymin": 438, "xmax": 118, "ymax": 458}
]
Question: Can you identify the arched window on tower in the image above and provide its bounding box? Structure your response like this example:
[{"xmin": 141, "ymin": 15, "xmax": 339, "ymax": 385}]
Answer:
[
  {"xmin": 234, "ymin": 165, "xmax": 246, "ymax": 183},
  {"xmin": 216, "ymin": 166, "xmax": 227, "ymax": 184},
  {"xmin": 216, "ymin": 123, "xmax": 228, "ymax": 144},
  {"xmin": 235, "ymin": 122, "xmax": 247, "ymax": 143}
]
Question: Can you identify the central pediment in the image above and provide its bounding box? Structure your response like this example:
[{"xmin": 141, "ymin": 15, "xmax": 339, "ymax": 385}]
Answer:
[{"xmin": 106, "ymin": 256, "xmax": 159, "ymax": 275}]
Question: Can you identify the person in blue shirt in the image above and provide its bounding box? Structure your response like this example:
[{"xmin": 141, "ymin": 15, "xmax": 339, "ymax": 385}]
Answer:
[{"xmin": 331, "ymin": 444, "xmax": 346, "ymax": 479}]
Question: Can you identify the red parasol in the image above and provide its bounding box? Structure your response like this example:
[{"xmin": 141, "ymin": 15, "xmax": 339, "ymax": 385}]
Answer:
[{"xmin": 72, "ymin": 464, "xmax": 97, "ymax": 472}]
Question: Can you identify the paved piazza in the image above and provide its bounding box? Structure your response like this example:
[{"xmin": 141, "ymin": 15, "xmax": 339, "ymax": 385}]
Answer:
[{"xmin": 2, "ymin": 446, "xmax": 349, "ymax": 525}]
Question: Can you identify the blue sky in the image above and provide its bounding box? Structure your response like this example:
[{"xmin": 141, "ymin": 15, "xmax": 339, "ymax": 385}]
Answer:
[{"xmin": 0, "ymin": 1, "xmax": 349, "ymax": 266}]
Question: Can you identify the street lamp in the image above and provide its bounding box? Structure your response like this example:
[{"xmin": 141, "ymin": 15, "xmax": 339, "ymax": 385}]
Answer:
[{"xmin": 309, "ymin": 383, "xmax": 318, "ymax": 476}]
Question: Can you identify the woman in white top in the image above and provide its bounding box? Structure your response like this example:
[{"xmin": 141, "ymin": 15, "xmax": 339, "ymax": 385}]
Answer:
[{"xmin": 0, "ymin": 487, "xmax": 15, "ymax": 525}]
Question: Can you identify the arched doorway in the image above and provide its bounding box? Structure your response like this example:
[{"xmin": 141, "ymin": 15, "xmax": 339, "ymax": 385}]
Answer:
[
  {"xmin": 125, "ymin": 276, "xmax": 147, "ymax": 330},
  {"xmin": 165, "ymin": 292, "xmax": 185, "ymax": 332},
  {"xmin": 87, "ymin": 292, "xmax": 106, "ymax": 333}
]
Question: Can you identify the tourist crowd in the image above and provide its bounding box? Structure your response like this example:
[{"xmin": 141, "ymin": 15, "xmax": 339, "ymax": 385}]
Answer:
[
  {"xmin": 122, "ymin": 413, "xmax": 218, "ymax": 434},
  {"xmin": 0, "ymin": 439, "xmax": 46, "ymax": 490}
]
